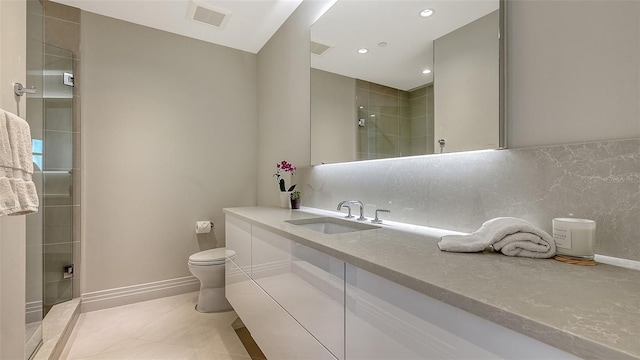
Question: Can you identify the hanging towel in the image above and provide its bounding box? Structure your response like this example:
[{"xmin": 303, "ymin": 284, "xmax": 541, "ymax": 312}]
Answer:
[
  {"xmin": 438, "ymin": 217, "xmax": 556, "ymax": 258},
  {"xmin": 0, "ymin": 109, "xmax": 39, "ymax": 216}
]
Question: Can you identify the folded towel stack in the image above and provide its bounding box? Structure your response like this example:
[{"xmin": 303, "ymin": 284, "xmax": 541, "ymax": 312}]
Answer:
[
  {"xmin": 438, "ymin": 217, "xmax": 556, "ymax": 258},
  {"xmin": 0, "ymin": 109, "xmax": 39, "ymax": 216}
]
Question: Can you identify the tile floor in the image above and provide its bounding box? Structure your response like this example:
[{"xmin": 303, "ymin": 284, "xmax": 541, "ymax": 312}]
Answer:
[{"xmin": 61, "ymin": 292, "xmax": 254, "ymax": 360}]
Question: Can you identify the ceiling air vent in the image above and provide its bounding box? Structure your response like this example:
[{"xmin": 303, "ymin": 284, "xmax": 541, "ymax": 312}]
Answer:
[
  {"xmin": 187, "ymin": 1, "xmax": 231, "ymax": 29},
  {"xmin": 311, "ymin": 41, "xmax": 332, "ymax": 56}
]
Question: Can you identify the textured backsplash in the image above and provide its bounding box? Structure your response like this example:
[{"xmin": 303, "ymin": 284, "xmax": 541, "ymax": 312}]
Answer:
[{"xmin": 297, "ymin": 138, "xmax": 640, "ymax": 261}]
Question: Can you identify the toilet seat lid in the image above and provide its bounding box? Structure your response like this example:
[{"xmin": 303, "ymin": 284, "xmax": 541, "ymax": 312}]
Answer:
[{"xmin": 189, "ymin": 248, "xmax": 236, "ymax": 265}]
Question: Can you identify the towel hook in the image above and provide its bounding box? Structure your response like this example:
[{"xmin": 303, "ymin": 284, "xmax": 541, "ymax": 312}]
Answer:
[{"xmin": 14, "ymin": 83, "xmax": 37, "ymax": 97}]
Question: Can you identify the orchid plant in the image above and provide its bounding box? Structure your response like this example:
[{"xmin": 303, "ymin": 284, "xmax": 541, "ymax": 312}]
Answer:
[{"xmin": 274, "ymin": 160, "xmax": 296, "ymax": 192}]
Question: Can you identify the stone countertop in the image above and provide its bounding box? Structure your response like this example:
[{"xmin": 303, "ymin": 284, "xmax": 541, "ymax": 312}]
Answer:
[{"xmin": 223, "ymin": 206, "xmax": 640, "ymax": 360}]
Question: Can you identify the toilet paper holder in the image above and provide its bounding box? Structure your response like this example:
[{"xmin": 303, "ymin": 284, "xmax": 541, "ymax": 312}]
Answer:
[{"xmin": 195, "ymin": 221, "xmax": 214, "ymax": 234}]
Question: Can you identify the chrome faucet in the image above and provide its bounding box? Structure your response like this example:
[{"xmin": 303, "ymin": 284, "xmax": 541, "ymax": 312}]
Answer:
[
  {"xmin": 336, "ymin": 201, "xmax": 354, "ymax": 219},
  {"xmin": 348, "ymin": 200, "xmax": 366, "ymax": 221},
  {"xmin": 371, "ymin": 209, "xmax": 390, "ymax": 224}
]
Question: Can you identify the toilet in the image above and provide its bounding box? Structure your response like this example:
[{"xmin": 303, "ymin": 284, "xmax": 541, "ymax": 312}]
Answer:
[{"xmin": 188, "ymin": 248, "xmax": 236, "ymax": 313}]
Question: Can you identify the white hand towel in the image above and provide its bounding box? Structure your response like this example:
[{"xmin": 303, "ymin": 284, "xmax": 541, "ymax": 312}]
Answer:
[
  {"xmin": 0, "ymin": 109, "xmax": 39, "ymax": 216},
  {"xmin": 0, "ymin": 111, "xmax": 13, "ymax": 170},
  {"xmin": 1, "ymin": 109, "xmax": 33, "ymax": 173},
  {"xmin": 438, "ymin": 217, "xmax": 556, "ymax": 258}
]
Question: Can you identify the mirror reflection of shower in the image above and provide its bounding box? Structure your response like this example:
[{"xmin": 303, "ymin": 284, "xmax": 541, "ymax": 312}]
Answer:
[{"xmin": 356, "ymin": 81, "xmax": 435, "ymax": 161}]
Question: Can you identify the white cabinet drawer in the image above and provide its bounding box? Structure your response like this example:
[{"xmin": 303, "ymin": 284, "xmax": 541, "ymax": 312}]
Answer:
[
  {"xmin": 225, "ymin": 215, "xmax": 251, "ymax": 273},
  {"xmin": 226, "ymin": 260, "xmax": 337, "ymax": 360},
  {"xmin": 345, "ymin": 265, "xmax": 577, "ymax": 360},
  {"xmin": 251, "ymin": 226, "xmax": 345, "ymax": 359}
]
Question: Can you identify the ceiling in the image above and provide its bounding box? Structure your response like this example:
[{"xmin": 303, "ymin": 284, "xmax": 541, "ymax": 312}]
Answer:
[
  {"xmin": 51, "ymin": 0, "xmax": 303, "ymax": 54},
  {"xmin": 49, "ymin": 0, "xmax": 498, "ymax": 89},
  {"xmin": 311, "ymin": 0, "xmax": 499, "ymax": 91}
]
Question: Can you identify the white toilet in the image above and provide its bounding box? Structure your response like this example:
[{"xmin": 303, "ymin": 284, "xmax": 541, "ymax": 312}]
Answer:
[{"xmin": 188, "ymin": 248, "xmax": 236, "ymax": 313}]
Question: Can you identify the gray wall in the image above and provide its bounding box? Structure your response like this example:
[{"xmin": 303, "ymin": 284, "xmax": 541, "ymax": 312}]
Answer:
[
  {"xmin": 0, "ymin": 0, "xmax": 27, "ymax": 357},
  {"xmin": 81, "ymin": 12, "xmax": 258, "ymax": 293},
  {"xmin": 258, "ymin": 1, "xmax": 640, "ymax": 261},
  {"xmin": 256, "ymin": 0, "xmax": 327, "ymax": 206}
]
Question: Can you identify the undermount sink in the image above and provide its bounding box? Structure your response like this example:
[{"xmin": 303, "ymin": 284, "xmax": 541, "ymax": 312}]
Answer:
[{"xmin": 285, "ymin": 217, "xmax": 380, "ymax": 234}]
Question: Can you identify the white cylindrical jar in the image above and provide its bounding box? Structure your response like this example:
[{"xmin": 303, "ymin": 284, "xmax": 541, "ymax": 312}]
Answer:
[{"xmin": 552, "ymin": 218, "xmax": 596, "ymax": 259}]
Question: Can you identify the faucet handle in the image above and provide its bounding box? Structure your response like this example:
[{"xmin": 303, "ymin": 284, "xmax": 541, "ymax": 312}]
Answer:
[
  {"xmin": 339, "ymin": 204, "xmax": 354, "ymax": 218},
  {"xmin": 371, "ymin": 209, "xmax": 390, "ymax": 224}
]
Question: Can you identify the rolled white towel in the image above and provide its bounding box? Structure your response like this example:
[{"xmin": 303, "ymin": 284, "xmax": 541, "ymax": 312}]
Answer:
[{"xmin": 438, "ymin": 217, "xmax": 556, "ymax": 259}]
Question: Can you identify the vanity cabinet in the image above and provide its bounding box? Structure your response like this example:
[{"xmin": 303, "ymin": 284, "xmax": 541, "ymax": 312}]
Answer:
[
  {"xmin": 226, "ymin": 259, "xmax": 335, "ymax": 360},
  {"xmin": 251, "ymin": 226, "xmax": 345, "ymax": 359},
  {"xmin": 226, "ymin": 214, "xmax": 576, "ymax": 360},
  {"xmin": 225, "ymin": 215, "xmax": 340, "ymax": 360},
  {"xmin": 346, "ymin": 263, "xmax": 492, "ymax": 359},
  {"xmin": 345, "ymin": 265, "xmax": 577, "ymax": 359},
  {"xmin": 225, "ymin": 215, "xmax": 251, "ymax": 273}
]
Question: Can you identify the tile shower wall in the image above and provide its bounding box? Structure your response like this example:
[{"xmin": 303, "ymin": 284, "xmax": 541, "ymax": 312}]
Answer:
[
  {"xmin": 41, "ymin": 0, "xmax": 82, "ymax": 304},
  {"xmin": 298, "ymin": 138, "xmax": 640, "ymax": 262},
  {"xmin": 356, "ymin": 80, "xmax": 434, "ymax": 160},
  {"xmin": 356, "ymin": 80, "xmax": 411, "ymax": 160},
  {"xmin": 408, "ymin": 85, "xmax": 434, "ymax": 156}
]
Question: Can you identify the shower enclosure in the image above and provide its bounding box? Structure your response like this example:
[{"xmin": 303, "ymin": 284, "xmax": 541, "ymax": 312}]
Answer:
[
  {"xmin": 25, "ymin": 1, "xmax": 45, "ymax": 357},
  {"xmin": 41, "ymin": 43, "xmax": 75, "ymax": 312},
  {"xmin": 25, "ymin": 0, "xmax": 77, "ymax": 357}
]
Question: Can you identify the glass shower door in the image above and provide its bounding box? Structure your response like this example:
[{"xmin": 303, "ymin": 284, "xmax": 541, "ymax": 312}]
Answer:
[
  {"xmin": 42, "ymin": 44, "xmax": 75, "ymax": 313},
  {"xmin": 25, "ymin": 1, "xmax": 76, "ymax": 357}
]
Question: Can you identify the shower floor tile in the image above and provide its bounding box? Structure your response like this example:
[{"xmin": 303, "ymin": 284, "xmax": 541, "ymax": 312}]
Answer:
[{"xmin": 60, "ymin": 292, "xmax": 252, "ymax": 360}]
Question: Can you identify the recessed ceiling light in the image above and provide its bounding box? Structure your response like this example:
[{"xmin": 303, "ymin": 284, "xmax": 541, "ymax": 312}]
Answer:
[
  {"xmin": 419, "ymin": 9, "xmax": 434, "ymax": 18},
  {"xmin": 357, "ymin": 48, "xmax": 369, "ymax": 54},
  {"xmin": 422, "ymin": 69, "xmax": 432, "ymax": 74},
  {"xmin": 378, "ymin": 42, "xmax": 387, "ymax": 47}
]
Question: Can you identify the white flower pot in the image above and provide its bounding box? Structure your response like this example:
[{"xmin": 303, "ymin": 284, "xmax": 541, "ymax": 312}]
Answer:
[{"xmin": 279, "ymin": 191, "xmax": 292, "ymax": 208}]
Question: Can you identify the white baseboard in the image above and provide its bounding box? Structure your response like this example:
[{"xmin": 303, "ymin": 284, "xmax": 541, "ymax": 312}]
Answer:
[{"xmin": 81, "ymin": 276, "xmax": 200, "ymax": 313}]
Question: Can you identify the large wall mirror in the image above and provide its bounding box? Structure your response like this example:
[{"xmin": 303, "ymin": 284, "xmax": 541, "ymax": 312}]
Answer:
[{"xmin": 310, "ymin": 0, "xmax": 506, "ymax": 165}]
